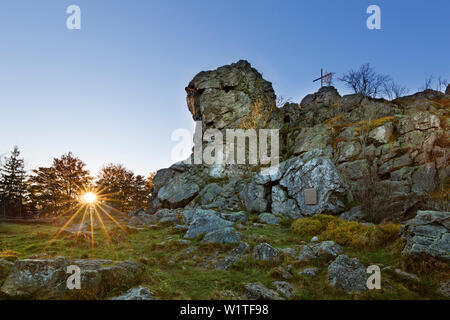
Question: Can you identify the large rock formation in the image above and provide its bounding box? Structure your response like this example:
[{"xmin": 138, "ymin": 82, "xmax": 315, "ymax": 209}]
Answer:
[
  {"xmin": 144, "ymin": 60, "xmax": 449, "ymax": 226},
  {"xmin": 186, "ymin": 60, "xmax": 276, "ymax": 131}
]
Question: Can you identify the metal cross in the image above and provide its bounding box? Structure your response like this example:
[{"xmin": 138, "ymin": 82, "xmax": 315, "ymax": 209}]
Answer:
[{"xmin": 313, "ymin": 68, "xmax": 334, "ymax": 87}]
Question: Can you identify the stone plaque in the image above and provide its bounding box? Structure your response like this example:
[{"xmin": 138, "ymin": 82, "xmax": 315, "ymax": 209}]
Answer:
[{"xmin": 304, "ymin": 188, "xmax": 317, "ymax": 205}]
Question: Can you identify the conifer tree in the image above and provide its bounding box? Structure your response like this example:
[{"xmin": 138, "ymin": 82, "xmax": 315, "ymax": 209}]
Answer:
[{"xmin": 0, "ymin": 146, "xmax": 27, "ymax": 216}]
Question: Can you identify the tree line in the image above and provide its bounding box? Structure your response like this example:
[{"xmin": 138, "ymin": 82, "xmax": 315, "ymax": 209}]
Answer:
[{"xmin": 0, "ymin": 146, "xmax": 155, "ymax": 217}]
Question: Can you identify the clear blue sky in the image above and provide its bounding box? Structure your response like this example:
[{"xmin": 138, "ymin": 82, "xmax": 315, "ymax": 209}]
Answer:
[{"xmin": 0, "ymin": 0, "xmax": 448, "ymax": 176}]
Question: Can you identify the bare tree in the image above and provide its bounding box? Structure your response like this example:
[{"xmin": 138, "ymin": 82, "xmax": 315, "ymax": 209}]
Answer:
[
  {"xmin": 383, "ymin": 81, "xmax": 410, "ymax": 100},
  {"xmin": 276, "ymin": 95, "xmax": 293, "ymax": 107},
  {"xmin": 339, "ymin": 63, "xmax": 391, "ymax": 98},
  {"xmin": 420, "ymin": 74, "xmax": 434, "ymax": 91},
  {"xmin": 436, "ymin": 76, "xmax": 449, "ymax": 92},
  {"xmin": 419, "ymin": 74, "xmax": 449, "ymax": 92}
]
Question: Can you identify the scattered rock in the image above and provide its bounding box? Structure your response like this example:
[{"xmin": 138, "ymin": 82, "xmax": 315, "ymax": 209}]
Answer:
[
  {"xmin": 270, "ymin": 266, "xmax": 293, "ymax": 280},
  {"xmin": 401, "ymin": 210, "xmax": 449, "ymax": 260},
  {"xmin": 311, "ymin": 241, "xmax": 343, "ymax": 257},
  {"xmin": 110, "ymin": 286, "xmax": 156, "ymax": 300},
  {"xmin": 201, "ymin": 227, "xmax": 243, "ymax": 244},
  {"xmin": 310, "ymin": 236, "xmax": 319, "ymax": 242},
  {"xmin": 183, "ymin": 247, "xmax": 196, "ymax": 256},
  {"xmin": 279, "ymin": 248, "xmax": 296, "ymax": 257},
  {"xmin": 258, "ymin": 213, "xmax": 280, "ymax": 225},
  {"xmin": 438, "ymin": 280, "xmax": 450, "ymax": 298},
  {"xmin": 184, "ymin": 209, "xmax": 234, "ymax": 239},
  {"xmin": 296, "ymin": 241, "xmax": 343, "ymax": 261},
  {"xmin": 327, "ymin": 255, "xmax": 367, "ymax": 294},
  {"xmin": 252, "ymin": 243, "xmax": 280, "ymax": 261},
  {"xmin": 272, "ymin": 281, "xmax": 294, "ymax": 298},
  {"xmin": 212, "ymin": 290, "xmax": 245, "ymax": 300},
  {"xmin": 215, "ymin": 242, "xmax": 250, "ymax": 270},
  {"xmin": 298, "ymin": 267, "xmax": 318, "ymax": 277},
  {"xmin": 220, "ymin": 211, "xmax": 248, "ymax": 224},
  {"xmin": 0, "ymin": 258, "xmax": 145, "ymax": 299},
  {"xmin": 296, "ymin": 245, "xmax": 316, "ymax": 261},
  {"xmin": 394, "ymin": 269, "xmax": 420, "ymax": 282},
  {"xmin": 244, "ymin": 282, "xmax": 282, "ymax": 300}
]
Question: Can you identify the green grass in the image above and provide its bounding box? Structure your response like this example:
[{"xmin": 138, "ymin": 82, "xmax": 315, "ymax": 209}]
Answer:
[{"xmin": 0, "ymin": 217, "xmax": 447, "ymax": 300}]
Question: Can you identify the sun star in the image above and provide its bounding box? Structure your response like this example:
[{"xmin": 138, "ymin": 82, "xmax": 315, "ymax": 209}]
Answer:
[{"xmin": 83, "ymin": 192, "xmax": 97, "ymax": 204}]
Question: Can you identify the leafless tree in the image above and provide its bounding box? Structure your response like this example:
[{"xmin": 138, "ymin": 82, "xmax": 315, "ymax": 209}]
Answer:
[
  {"xmin": 420, "ymin": 74, "xmax": 434, "ymax": 91},
  {"xmin": 383, "ymin": 81, "xmax": 410, "ymax": 100},
  {"xmin": 436, "ymin": 76, "xmax": 449, "ymax": 92},
  {"xmin": 339, "ymin": 63, "xmax": 391, "ymax": 98},
  {"xmin": 419, "ymin": 74, "xmax": 448, "ymax": 92},
  {"xmin": 276, "ymin": 95, "xmax": 293, "ymax": 107}
]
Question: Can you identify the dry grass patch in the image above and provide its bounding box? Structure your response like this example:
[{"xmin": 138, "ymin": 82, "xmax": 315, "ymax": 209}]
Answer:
[{"xmin": 291, "ymin": 215, "xmax": 401, "ymax": 249}]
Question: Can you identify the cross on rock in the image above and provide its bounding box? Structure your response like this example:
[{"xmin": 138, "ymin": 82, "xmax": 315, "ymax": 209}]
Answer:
[{"xmin": 313, "ymin": 68, "xmax": 334, "ymax": 87}]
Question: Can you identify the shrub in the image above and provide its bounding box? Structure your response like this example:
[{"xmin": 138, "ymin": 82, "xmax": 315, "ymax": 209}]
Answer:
[
  {"xmin": 291, "ymin": 218, "xmax": 325, "ymax": 235},
  {"xmin": 291, "ymin": 215, "xmax": 401, "ymax": 249}
]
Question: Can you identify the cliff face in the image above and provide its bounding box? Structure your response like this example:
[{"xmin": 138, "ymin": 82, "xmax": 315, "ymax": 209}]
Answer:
[{"xmin": 147, "ymin": 60, "xmax": 449, "ymax": 223}]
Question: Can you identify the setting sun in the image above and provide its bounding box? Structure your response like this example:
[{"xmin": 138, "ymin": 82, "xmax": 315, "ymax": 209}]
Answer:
[{"xmin": 83, "ymin": 192, "xmax": 97, "ymax": 204}]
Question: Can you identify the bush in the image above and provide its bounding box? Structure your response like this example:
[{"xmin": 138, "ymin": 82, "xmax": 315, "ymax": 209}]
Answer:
[
  {"xmin": 291, "ymin": 215, "xmax": 401, "ymax": 249},
  {"xmin": 291, "ymin": 218, "xmax": 324, "ymax": 235}
]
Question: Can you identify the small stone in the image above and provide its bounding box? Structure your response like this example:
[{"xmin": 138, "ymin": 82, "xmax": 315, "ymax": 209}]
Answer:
[
  {"xmin": 244, "ymin": 282, "xmax": 282, "ymax": 300},
  {"xmin": 215, "ymin": 242, "xmax": 250, "ymax": 270},
  {"xmin": 279, "ymin": 248, "xmax": 296, "ymax": 256},
  {"xmin": 258, "ymin": 213, "xmax": 280, "ymax": 225},
  {"xmin": 438, "ymin": 280, "xmax": 450, "ymax": 298},
  {"xmin": 252, "ymin": 243, "xmax": 280, "ymax": 261},
  {"xmin": 298, "ymin": 267, "xmax": 318, "ymax": 277},
  {"xmin": 272, "ymin": 281, "xmax": 294, "ymax": 298},
  {"xmin": 394, "ymin": 269, "xmax": 420, "ymax": 282},
  {"xmin": 110, "ymin": 286, "xmax": 156, "ymax": 300}
]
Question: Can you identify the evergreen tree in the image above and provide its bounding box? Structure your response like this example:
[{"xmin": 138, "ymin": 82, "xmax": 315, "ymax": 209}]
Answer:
[{"xmin": 0, "ymin": 146, "xmax": 27, "ymax": 216}]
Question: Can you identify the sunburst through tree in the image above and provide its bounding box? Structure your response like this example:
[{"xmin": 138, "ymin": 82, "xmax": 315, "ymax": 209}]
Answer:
[{"xmin": 45, "ymin": 183, "xmax": 129, "ymax": 255}]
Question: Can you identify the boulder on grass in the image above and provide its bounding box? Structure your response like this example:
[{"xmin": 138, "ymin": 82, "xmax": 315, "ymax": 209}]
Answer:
[
  {"xmin": 327, "ymin": 255, "xmax": 367, "ymax": 294},
  {"xmin": 0, "ymin": 258, "xmax": 145, "ymax": 300}
]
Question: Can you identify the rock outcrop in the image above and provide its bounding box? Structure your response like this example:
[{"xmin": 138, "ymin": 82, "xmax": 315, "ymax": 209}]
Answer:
[
  {"xmin": 186, "ymin": 60, "xmax": 276, "ymax": 131},
  {"xmin": 144, "ymin": 60, "xmax": 449, "ymax": 225}
]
